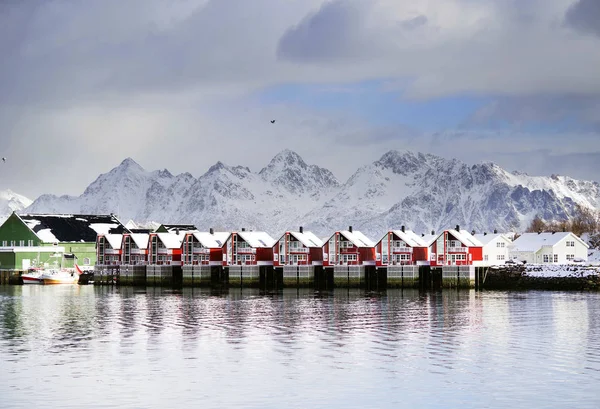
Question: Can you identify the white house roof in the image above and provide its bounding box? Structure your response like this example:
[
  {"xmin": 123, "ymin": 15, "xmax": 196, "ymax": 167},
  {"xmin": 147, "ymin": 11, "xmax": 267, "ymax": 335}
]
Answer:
[
  {"xmin": 473, "ymin": 233, "xmax": 512, "ymax": 246},
  {"xmin": 338, "ymin": 230, "xmax": 375, "ymax": 248},
  {"xmin": 192, "ymin": 231, "xmax": 230, "ymax": 248},
  {"xmin": 390, "ymin": 230, "xmax": 427, "ymax": 247},
  {"xmin": 511, "ymin": 232, "xmax": 589, "ymax": 252},
  {"xmin": 104, "ymin": 234, "xmax": 123, "ymax": 249},
  {"xmin": 288, "ymin": 231, "xmax": 324, "ymax": 248},
  {"xmin": 237, "ymin": 231, "xmax": 276, "ymax": 248},
  {"xmin": 448, "ymin": 229, "xmax": 483, "ymax": 247},
  {"xmin": 156, "ymin": 232, "xmax": 184, "ymax": 249},
  {"xmin": 129, "ymin": 233, "xmax": 149, "ymax": 249}
]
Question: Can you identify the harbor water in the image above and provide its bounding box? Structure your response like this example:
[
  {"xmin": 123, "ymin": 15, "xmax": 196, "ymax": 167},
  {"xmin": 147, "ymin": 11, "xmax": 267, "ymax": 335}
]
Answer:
[{"xmin": 0, "ymin": 286, "xmax": 599, "ymax": 408}]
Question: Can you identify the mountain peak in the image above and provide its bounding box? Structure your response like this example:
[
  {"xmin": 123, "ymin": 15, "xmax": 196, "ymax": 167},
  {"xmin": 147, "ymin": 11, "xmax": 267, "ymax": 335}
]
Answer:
[
  {"xmin": 118, "ymin": 157, "xmax": 144, "ymax": 171},
  {"xmin": 269, "ymin": 149, "xmax": 306, "ymax": 166}
]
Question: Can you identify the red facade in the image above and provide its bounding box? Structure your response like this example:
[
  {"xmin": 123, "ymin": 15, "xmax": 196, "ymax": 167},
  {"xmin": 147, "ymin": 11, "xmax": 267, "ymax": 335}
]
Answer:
[
  {"xmin": 121, "ymin": 233, "xmax": 149, "ymax": 265},
  {"xmin": 375, "ymin": 231, "xmax": 429, "ymax": 266},
  {"xmin": 224, "ymin": 232, "xmax": 274, "ymax": 266},
  {"xmin": 96, "ymin": 234, "xmax": 122, "ymax": 265},
  {"xmin": 148, "ymin": 233, "xmax": 183, "ymax": 266},
  {"xmin": 428, "ymin": 230, "xmax": 483, "ymax": 266},
  {"xmin": 323, "ymin": 231, "xmax": 376, "ymax": 266},
  {"xmin": 273, "ymin": 232, "xmax": 324, "ymax": 266},
  {"xmin": 181, "ymin": 232, "xmax": 228, "ymax": 266}
]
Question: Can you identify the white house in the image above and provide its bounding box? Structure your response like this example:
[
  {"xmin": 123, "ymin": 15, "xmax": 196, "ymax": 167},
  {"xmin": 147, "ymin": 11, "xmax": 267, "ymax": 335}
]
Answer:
[
  {"xmin": 509, "ymin": 232, "xmax": 589, "ymax": 264},
  {"xmin": 473, "ymin": 232, "xmax": 513, "ymax": 265}
]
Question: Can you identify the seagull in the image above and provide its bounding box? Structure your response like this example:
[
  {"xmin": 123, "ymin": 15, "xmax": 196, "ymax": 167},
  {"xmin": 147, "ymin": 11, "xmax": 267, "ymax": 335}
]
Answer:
[
  {"xmin": 270, "ymin": 120, "xmax": 276, "ymax": 124},
  {"xmin": 1, "ymin": 158, "xmax": 5, "ymax": 163}
]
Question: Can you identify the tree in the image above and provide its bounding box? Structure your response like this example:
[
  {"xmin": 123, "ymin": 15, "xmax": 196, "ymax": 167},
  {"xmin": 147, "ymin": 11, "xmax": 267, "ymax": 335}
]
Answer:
[{"xmin": 526, "ymin": 215, "xmax": 547, "ymax": 233}]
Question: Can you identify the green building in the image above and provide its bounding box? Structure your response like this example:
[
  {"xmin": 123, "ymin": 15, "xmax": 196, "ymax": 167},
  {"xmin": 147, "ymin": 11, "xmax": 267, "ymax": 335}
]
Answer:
[{"xmin": 0, "ymin": 213, "xmax": 128, "ymax": 272}]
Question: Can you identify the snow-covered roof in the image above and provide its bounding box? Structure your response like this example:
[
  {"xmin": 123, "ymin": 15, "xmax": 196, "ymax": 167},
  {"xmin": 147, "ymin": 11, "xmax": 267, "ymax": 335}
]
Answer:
[
  {"xmin": 511, "ymin": 232, "xmax": 589, "ymax": 252},
  {"xmin": 155, "ymin": 232, "xmax": 184, "ymax": 249},
  {"xmin": 473, "ymin": 233, "xmax": 512, "ymax": 246},
  {"xmin": 104, "ymin": 234, "xmax": 123, "ymax": 249},
  {"xmin": 129, "ymin": 233, "xmax": 149, "ymax": 249},
  {"xmin": 237, "ymin": 231, "xmax": 276, "ymax": 248},
  {"xmin": 389, "ymin": 230, "xmax": 427, "ymax": 247},
  {"xmin": 448, "ymin": 229, "xmax": 483, "ymax": 247},
  {"xmin": 192, "ymin": 231, "xmax": 230, "ymax": 248},
  {"xmin": 288, "ymin": 231, "xmax": 324, "ymax": 248},
  {"xmin": 338, "ymin": 230, "xmax": 375, "ymax": 248},
  {"xmin": 17, "ymin": 213, "xmax": 128, "ymax": 243}
]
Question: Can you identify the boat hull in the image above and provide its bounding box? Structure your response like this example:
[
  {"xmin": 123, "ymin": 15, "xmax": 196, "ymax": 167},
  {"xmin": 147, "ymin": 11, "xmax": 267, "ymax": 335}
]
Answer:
[
  {"xmin": 42, "ymin": 277, "xmax": 79, "ymax": 285},
  {"xmin": 22, "ymin": 276, "xmax": 43, "ymax": 284}
]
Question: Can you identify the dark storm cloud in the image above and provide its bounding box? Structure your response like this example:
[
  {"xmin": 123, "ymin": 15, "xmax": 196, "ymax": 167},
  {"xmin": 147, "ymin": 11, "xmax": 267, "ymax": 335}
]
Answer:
[
  {"xmin": 276, "ymin": 1, "xmax": 374, "ymax": 63},
  {"xmin": 399, "ymin": 15, "xmax": 428, "ymax": 31},
  {"xmin": 564, "ymin": 0, "xmax": 600, "ymax": 37},
  {"xmin": 0, "ymin": 0, "xmax": 289, "ymax": 106}
]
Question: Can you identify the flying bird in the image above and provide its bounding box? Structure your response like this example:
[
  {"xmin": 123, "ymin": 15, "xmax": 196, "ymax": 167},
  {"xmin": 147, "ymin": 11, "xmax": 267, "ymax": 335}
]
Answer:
[
  {"xmin": 270, "ymin": 120, "xmax": 275, "ymax": 124},
  {"xmin": 2, "ymin": 158, "xmax": 5, "ymax": 163}
]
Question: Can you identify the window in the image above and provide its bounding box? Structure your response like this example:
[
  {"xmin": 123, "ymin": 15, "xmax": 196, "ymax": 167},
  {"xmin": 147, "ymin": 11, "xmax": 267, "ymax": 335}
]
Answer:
[
  {"xmin": 1, "ymin": 241, "xmax": 6, "ymax": 247},
  {"xmin": 543, "ymin": 254, "xmax": 549, "ymax": 263},
  {"xmin": 19, "ymin": 240, "xmax": 24, "ymax": 246},
  {"xmin": 497, "ymin": 254, "xmax": 505, "ymax": 261},
  {"xmin": 27, "ymin": 240, "xmax": 33, "ymax": 246},
  {"xmin": 497, "ymin": 242, "xmax": 505, "ymax": 248},
  {"xmin": 83, "ymin": 257, "xmax": 90, "ymax": 266},
  {"xmin": 566, "ymin": 254, "xmax": 575, "ymax": 261},
  {"xmin": 484, "ymin": 255, "xmax": 489, "ymax": 261},
  {"xmin": 10, "ymin": 241, "xmax": 14, "ymax": 246},
  {"xmin": 566, "ymin": 241, "xmax": 575, "ymax": 247},
  {"xmin": 553, "ymin": 254, "xmax": 558, "ymax": 263}
]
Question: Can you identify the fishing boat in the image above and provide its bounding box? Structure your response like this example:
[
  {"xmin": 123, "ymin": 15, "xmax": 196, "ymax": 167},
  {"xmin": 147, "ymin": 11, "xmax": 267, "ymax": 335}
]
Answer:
[
  {"xmin": 21, "ymin": 268, "xmax": 45, "ymax": 284},
  {"xmin": 40, "ymin": 264, "xmax": 83, "ymax": 285}
]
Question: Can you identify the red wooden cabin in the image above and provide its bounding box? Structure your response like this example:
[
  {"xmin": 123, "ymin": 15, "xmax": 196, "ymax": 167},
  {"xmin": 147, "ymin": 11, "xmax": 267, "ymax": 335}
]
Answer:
[
  {"xmin": 273, "ymin": 227, "xmax": 324, "ymax": 266},
  {"xmin": 323, "ymin": 227, "xmax": 376, "ymax": 266}
]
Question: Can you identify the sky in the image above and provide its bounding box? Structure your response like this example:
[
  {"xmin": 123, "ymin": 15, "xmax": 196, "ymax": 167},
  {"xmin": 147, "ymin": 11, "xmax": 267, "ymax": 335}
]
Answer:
[{"xmin": 1, "ymin": 0, "xmax": 599, "ymax": 199}]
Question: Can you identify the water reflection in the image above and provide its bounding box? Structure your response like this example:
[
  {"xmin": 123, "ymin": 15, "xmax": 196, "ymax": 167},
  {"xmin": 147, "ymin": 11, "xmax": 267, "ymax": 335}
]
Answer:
[{"xmin": 1, "ymin": 286, "xmax": 599, "ymax": 409}]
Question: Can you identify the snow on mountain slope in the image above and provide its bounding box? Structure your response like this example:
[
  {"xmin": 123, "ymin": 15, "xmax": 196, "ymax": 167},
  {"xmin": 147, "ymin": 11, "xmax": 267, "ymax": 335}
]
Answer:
[
  {"xmin": 0, "ymin": 189, "xmax": 33, "ymax": 223},
  {"xmin": 24, "ymin": 149, "xmax": 600, "ymax": 239}
]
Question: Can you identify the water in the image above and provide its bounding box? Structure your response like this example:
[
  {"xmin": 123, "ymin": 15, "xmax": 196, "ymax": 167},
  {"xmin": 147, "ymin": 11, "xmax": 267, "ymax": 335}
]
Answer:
[{"xmin": 1, "ymin": 286, "xmax": 599, "ymax": 409}]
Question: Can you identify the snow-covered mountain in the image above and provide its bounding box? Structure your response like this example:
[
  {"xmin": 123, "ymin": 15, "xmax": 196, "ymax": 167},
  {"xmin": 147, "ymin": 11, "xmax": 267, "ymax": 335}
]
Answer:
[
  {"xmin": 0, "ymin": 189, "xmax": 33, "ymax": 224},
  {"xmin": 24, "ymin": 149, "xmax": 600, "ymax": 239}
]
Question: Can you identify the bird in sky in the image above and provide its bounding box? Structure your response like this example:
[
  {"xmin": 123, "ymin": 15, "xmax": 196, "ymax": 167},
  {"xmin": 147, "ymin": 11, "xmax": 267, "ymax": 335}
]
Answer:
[
  {"xmin": 2, "ymin": 158, "xmax": 5, "ymax": 163},
  {"xmin": 270, "ymin": 120, "xmax": 275, "ymax": 124}
]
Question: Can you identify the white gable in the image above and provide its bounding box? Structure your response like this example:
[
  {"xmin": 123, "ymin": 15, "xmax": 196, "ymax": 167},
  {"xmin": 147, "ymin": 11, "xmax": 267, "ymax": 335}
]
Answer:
[
  {"xmin": 289, "ymin": 231, "xmax": 324, "ymax": 248},
  {"xmin": 237, "ymin": 231, "xmax": 276, "ymax": 248},
  {"xmin": 156, "ymin": 232, "xmax": 184, "ymax": 249},
  {"xmin": 390, "ymin": 230, "xmax": 427, "ymax": 247},
  {"xmin": 104, "ymin": 234, "xmax": 123, "ymax": 249},
  {"xmin": 339, "ymin": 230, "xmax": 375, "ymax": 248},
  {"xmin": 448, "ymin": 229, "xmax": 483, "ymax": 247},
  {"xmin": 130, "ymin": 233, "xmax": 149, "ymax": 249},
  {"xmin": 192, "ymin": 231, "xmax": 230, "ymax": 248}
]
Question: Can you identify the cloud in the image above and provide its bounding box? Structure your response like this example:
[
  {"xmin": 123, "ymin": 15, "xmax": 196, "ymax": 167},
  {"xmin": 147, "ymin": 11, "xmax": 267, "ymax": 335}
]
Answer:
[
  {"xmin": 1, "ymin": 0, "xmax": 600, "ymax": 200},
  {"xmin": 564, "ymin": 0, "xmax": 600, "ymax": 37},
  {"xmin": 464, "ymin": 95, "xmax": 600, "ymax": 130},
  {"xmin": 276, "ymin": 0, "xmax": 376, "ymax": 63}
]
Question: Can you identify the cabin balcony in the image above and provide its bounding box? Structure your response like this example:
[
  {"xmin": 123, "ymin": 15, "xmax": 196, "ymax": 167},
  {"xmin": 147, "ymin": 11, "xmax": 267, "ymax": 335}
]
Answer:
[
  {"xmin": 289, "ymin": 247, "xmax": 309, "ymax": 253},
  {"xmin": 130, "ymin": 249, "xmax": 145, "ymax": 255},
  {"xmin": 104, "ymin": 249, "xmax": 120, "ymax": 255},
  {"xmin": 192, "ymin": 248, "xmax": 211, "ymax": 254},
  {"xmin": 447, "ymin": 247, "xmax": 468, "ymax": 253},
  {"xmin": 236, "ymin": 247, "xmax": 256, "ymax": 254},
  {"xmin": 157, "ymin": 248, "xmax": 170, "ymax": 254},
  {"xmin": 392, "ymin": 247, "xmax": 413, "ymax": 253}
]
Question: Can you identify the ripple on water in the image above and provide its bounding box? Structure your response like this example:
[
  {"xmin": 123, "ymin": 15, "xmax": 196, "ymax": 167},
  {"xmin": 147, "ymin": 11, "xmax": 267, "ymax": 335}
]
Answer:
[{"xmin": 0, "ymin": 287, "xmax": 600, "ymax": 409}]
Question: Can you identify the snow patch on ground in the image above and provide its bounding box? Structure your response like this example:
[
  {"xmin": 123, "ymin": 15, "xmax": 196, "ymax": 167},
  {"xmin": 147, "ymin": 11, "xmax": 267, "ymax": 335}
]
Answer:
[{"xmin": 524, "ymin": 263, "xmax": 600, "ymax": 278}]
